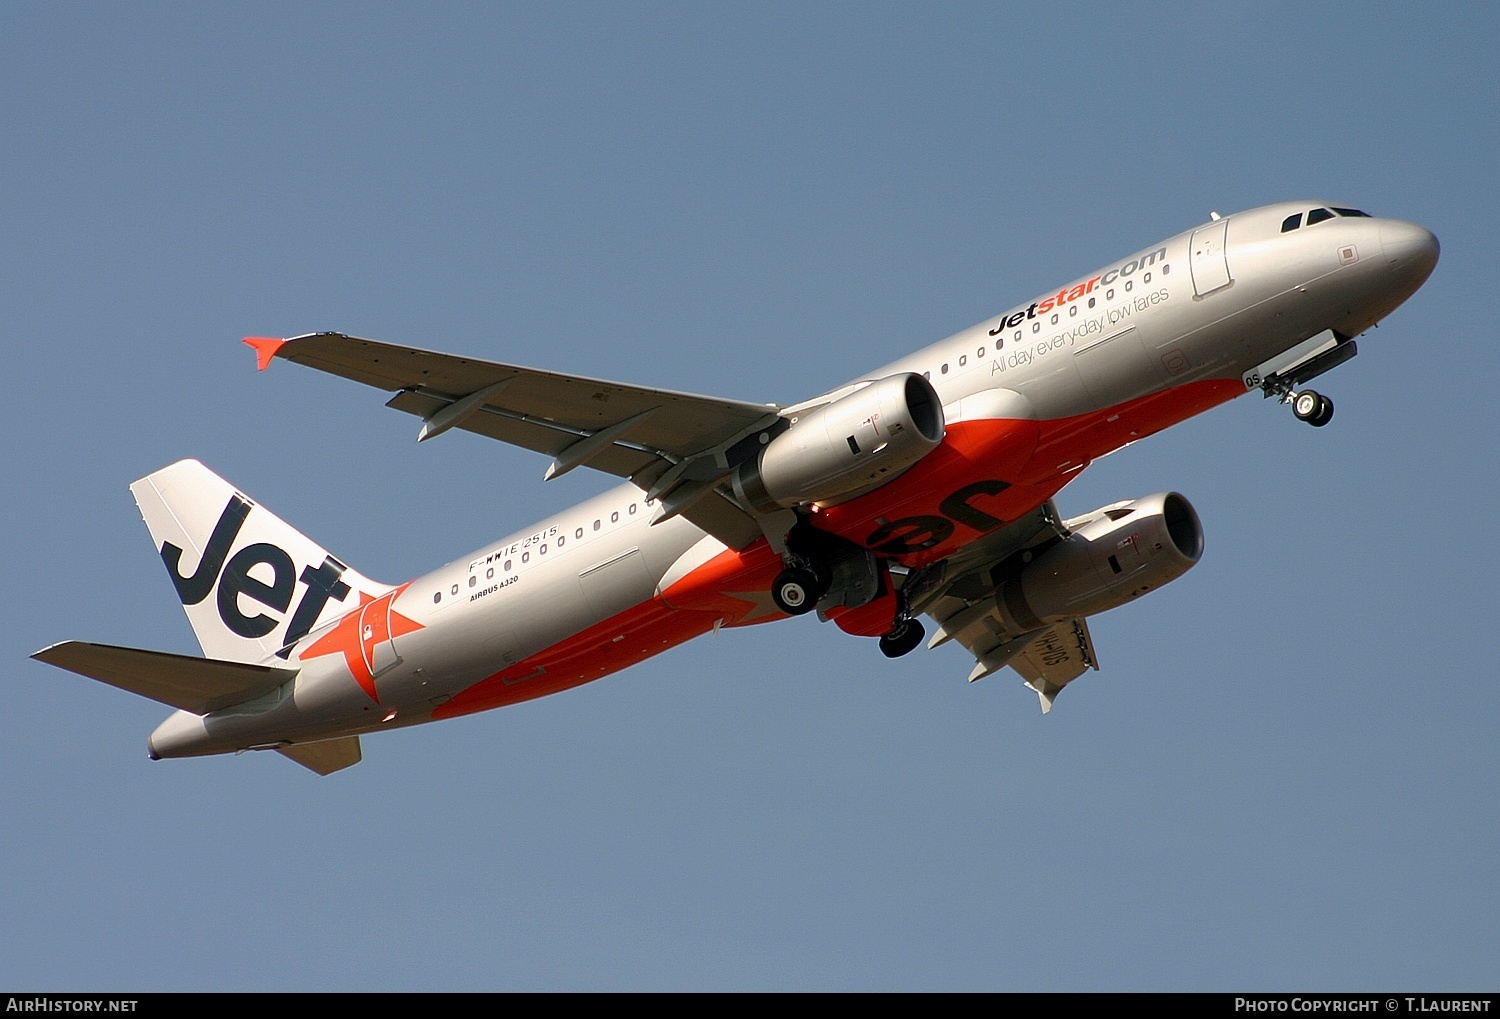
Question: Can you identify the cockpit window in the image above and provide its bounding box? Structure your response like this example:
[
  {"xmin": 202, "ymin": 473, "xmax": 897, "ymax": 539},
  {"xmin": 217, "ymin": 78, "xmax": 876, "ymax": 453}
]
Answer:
[
  {"xmin": 1306, "ymin": 208, "xmax": 1334, "ymax": 226},
  {"xmin": 1332, "ymin": 207, "xmax": 1371, "ymax": 218},
  {"xmin": 1281, "ymin": 213, "xmax": 1303, "ymax": 233}
]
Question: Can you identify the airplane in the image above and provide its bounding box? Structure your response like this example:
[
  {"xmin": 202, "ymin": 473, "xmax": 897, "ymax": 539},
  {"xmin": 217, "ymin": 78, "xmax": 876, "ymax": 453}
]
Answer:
[{"xmin": 32, "ymin": 201, "xmax": 1439, "ymax": 775}]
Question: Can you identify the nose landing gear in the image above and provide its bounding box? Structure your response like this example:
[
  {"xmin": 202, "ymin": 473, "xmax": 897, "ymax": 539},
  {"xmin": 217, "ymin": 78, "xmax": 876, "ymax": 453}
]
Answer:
[
  {"xmin": 1245, "ymin": 330, "xmax": 1356, "ymax": 428},
  {"xmin": 1291, "ymin": 389, "xmax": 1334, "ymax": 427}
]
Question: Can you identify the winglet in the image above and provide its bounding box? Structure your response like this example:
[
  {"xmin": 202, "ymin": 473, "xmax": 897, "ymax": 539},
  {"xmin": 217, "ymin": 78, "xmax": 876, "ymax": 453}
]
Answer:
[{"xmin": 243, "ymin": 336, "xmax": 286, "ymax": 371}]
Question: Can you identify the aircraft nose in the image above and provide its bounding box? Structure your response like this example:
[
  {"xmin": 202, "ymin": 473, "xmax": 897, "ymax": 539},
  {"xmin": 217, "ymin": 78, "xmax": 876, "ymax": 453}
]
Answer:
[{"xmin": 1381, "ymin": 219, "xmax": 1440, "ymax": 288}]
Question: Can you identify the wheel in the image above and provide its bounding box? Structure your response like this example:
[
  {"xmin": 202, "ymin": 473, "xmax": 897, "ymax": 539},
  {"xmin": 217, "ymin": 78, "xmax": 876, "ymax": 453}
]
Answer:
[
  {"xmin": 1309, "ymin": 394, "xmax": 1334, "ymax": 427},
  {"xmin": 1292, "ymin": 390, "xmax": 1323, "ymax": 422},
  {"xmin": 772, "ymin": 568, "xmax": 820, "ymax": 615},
  {"xmin": 878, "ymin": 619, "xmax": 926, "ymax": 658}
]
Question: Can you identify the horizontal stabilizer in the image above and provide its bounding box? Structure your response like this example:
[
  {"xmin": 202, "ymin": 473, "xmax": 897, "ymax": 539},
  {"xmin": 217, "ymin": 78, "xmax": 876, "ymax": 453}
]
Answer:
[
  {"xmin": 31, "ymin": 641, "xmax": 295, "ymax": 714},
  {"xmin": 278, "ymin": 736, "xmax": 361, "ymax": 776}
]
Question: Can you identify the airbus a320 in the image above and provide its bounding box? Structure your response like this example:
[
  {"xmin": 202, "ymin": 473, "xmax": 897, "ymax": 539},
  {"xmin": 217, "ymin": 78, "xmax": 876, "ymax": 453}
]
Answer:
[{"xmin": 34, "ymin": 202, "xmax": 1439, "ymax": 775}]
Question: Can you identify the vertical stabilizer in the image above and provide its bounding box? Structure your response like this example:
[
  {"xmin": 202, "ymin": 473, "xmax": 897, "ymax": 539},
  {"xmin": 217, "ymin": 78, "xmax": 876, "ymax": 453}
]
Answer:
[{"xmin": 130, "ymin": 460, "xmax": 389, "ymax": 664}]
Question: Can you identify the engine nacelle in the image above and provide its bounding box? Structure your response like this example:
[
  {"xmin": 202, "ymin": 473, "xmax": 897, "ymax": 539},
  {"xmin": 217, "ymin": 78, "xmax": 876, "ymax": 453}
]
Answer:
[
  {"xmin": 732, "ymin": 373, "xmax": 944, "ymax": 511},
  {"xmin": 996, "ymin": 492, "xmax": 1204, "ymax": 631}
]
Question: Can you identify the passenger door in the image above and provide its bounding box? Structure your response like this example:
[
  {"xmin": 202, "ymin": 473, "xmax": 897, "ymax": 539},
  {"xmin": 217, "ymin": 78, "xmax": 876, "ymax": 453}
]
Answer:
[{"xmin": 1189, "ymin": 219, "xmax": 1233, "ymax": 296}]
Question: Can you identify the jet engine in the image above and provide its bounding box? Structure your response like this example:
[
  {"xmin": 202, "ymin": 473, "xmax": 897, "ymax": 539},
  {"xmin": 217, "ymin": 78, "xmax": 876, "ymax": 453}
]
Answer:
[
  {"xmin": 732, "ymin": 373, "xmax": 945, "ymax": 512},
  {"xmin": 995, "ymin": 492, "xmax": 1204, "ymax": 632}
]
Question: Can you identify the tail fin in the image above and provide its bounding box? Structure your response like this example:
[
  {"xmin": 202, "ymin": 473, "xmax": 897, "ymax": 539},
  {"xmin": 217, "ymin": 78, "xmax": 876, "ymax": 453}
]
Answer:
[{"xmin": 130, "ymin": 460, "xmax": 389, "ymax": 664}]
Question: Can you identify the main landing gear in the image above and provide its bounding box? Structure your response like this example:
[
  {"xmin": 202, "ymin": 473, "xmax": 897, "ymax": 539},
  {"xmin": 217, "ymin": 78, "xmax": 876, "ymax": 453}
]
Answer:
[
  {"xmin": 1291, "ymin": 389, "xmax": 1335, "ymax": 427},
  {"xmin": 770, "ymin": 553, "xmax": 926, "ymax": 659},
  {"xmin": 878, "ymin": 616, "xmax": 925, "ymax": 658},
  {"xmin": 768, "ymin": 523, "xmax": 926, "ymax": 658},
  {"xmin": 771, "ymin": 563, "xmax": 831, "ymax": 616}
]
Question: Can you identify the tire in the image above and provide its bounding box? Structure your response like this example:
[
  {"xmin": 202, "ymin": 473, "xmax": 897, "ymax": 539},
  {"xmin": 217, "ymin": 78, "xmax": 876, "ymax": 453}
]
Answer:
[
  {"xmin": 1310, "ymin": 394, "xmax": 1334, "ymax": 427},
  {"xmin": 1293, "ymin": 390, "xmax": 1322, "ymax": 422},
  {"xmin": 772, "ymin": 568, "xmax": 819, "ymax": 615},
  {"xmin": 878, "ymin": 619, "xmax": 926, "ymax": 658}
]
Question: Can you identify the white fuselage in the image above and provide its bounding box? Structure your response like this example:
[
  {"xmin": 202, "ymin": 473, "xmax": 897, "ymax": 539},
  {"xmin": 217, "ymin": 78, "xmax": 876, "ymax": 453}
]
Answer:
[{"xmin": 147, "ymin": 202, "xmax": 1439, "ymax": 759}]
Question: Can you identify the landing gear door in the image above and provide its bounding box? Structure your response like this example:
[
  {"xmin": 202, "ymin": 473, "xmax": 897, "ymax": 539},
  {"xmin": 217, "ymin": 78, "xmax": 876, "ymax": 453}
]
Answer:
[
  {"xmin": 1190, "ymin": 219, "xmax": 1232, "ymax": 297},
  {"xmin": 359, "ymin": 591, "xmax": 403, "ymax": 679}
]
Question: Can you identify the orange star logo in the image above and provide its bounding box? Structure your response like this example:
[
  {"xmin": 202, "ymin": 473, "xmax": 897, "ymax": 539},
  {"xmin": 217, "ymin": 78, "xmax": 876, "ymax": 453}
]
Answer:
[{"xmin": 301, "ymin": 585, "xmax": 424, "ymax": 702}]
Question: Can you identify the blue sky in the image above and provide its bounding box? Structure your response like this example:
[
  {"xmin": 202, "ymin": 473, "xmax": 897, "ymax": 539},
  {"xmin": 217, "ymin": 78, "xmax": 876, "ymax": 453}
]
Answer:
[{"xmin": 4, "ymin": 2, "xmax": 1495, "ymax": 990}]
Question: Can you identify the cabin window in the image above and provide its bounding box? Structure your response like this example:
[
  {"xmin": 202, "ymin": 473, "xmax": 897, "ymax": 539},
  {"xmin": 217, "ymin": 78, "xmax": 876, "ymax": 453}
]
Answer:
[
  {"xmin": 1088, "ymin": 297, "xmax": 1096, "ymax": 308},
  {"xmin": 540, "ymin": 544, "xmax": 547, "ymax": 555},
  {"xmin": 486, "ymin": 567, "xmax": 493, "ymax": 579},
  {"xmin": 611, "ymin": 511, "xmax": 619, "ymax": 523},
  {"xmin": 1281, "ymin": 213, "xmax": 1302, "ymax": 233},
  {"xmin": 451, "ymin": 584, "xmax": 459, "ymax": 596},
  {"xmin": 1032, "ymin": 322, "xmax": 1040, "ymax": 333},
  {"xmin": 1125, "ymin": 280, "xmax": 1133, "ymax": 292},
  {"xmin": 941, "ymin": 363, "xmax": 948, "ymax": 374},
  {"xmin": 1069, "ymin": 305, "xmax": 1078, "ymax": 317},
  {"xmin": 433, "ymin": 592, "xmax": 441, "ymax": 604},
  {"xmin": 978, "ymin": 346, "xmax": 985, "ymax": 358},
  {"xmin": 593, "ymin": 519, "xmax": 601, "ymax": 531},
  {"xmin": 469, "ymin": 576, "xmax": 476, "ymax": 588},
  {"xmin": 959, "ymin": 355, "xmax": 967, "ymax": 366},
  {"xmin": 575, "ymin": 527, "xmax": 583, "ymax": 538},
  {"xmin": 504, "ymin": 560, "xmax": 512, "ymax": 571},
  {"xmin": 522, "ymin": 552, "xmax": 530, "ymax": 563},
  {"xmin": 1050, "ymin": 313, "xmax": 1058, "ymax": 324},
  {"xmin": 629, "ymin": 503, "xmax": 638, "ymax": 515},
  {"xmin": 557, "ymin": 535, "xmax": 565, "ymax": 547},
  {"xmin": 1106, "ymin": 288, "xmax": 1115, "ymax": 299}
]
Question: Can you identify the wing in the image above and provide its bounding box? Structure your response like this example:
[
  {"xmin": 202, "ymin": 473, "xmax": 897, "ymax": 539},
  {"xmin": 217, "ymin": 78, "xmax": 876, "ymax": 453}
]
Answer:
[
  {"xmin": 247, "ymin": 333, "xmax": 783, "ymax": 549},
  {"xmin": 908, "ymin": 501, "xmax": 1100, "ymax": 712},
  {"xmin": 1008, "ymin": 619, "xmax": 1098, "ymax": 713}
]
